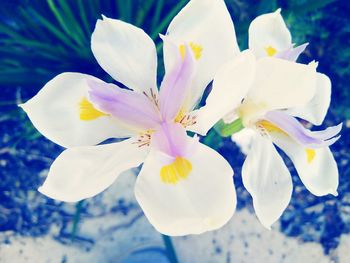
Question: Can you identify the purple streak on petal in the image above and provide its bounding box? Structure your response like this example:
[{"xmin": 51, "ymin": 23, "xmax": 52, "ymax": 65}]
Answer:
[
  {"xmin": 88, "ymin": 80, "xmax": 161, "ymax": 130},
  {"xmin": 159, "ymin": 41, "xmax": 196, "ymax": 121},
  {"xmin": 275, "ymin": 43, "xmax": 308, "ymax": 62},
  {"xmin": 151, "ymin": 122, "xmax": 190, "ymax": 158},
  {"xmin": 264, "ymin": 110, "xmax": 341, "ymax": 148}
]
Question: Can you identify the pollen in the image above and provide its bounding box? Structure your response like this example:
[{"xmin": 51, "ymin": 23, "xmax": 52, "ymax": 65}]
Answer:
[
  {"xmin": 79, "ymin": 97, "xmax": 108, "ymax": 121},
  {"xmin": 160, "ymin": 157, "xmax": 192, "ymax": 184},
  {"xmin": 305, "ymin": 148, "xmax": 316, "ymax": 163},
  {"xmin": 179, "ymin": 42, "xmax": 203, "ymax": 60},
  {"xmin": 265, "ymin": 46, "xmax": 277, "ymax": 57}
]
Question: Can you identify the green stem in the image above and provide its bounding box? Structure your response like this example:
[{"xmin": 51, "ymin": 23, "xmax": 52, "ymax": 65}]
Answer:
[
  {"xmin": 215, "ymin": 118, "xmax": 245, "ymax": 137},
  {"xmin": 71, "ymin": 201, "xmax": 84, "ymax": 239},
  {"xmin": 162, "ymin": 234, "xmax": 179, "ymax": 263}
]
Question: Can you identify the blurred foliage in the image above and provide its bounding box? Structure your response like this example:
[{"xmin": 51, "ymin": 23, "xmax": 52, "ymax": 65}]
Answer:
[
  {"xmin": 0, "ymin": 0, "xmax": 188, "ymax": 90},
  {"xmin": 0, "ymin": 0, "xmax": 349, "ymax": 119}
]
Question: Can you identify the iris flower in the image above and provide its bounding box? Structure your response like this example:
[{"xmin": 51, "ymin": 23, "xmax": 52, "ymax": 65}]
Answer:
[
  {"xmin": 191, "ymin": 10, "xmax": 341, "ymax": 229},
  {"xmin": 19, "ymin": 0, "xmax": 241, "ymax": 235}
]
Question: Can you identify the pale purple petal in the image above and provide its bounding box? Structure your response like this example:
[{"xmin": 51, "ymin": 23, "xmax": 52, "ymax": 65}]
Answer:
[
  {"xmin": 275, "ymin": 43, "xmax": 308, "ymax": 62},
  {"xmin": 88, "ymin": 80, "xmax": 161, "ymax": 130},
  {"xmin": 308, "ymin": 123, "xmax": 343, "ymax": 140},
  {"xmin": 151, "ymin": 122, "xmax": 194, "ymax": 158},
  {"xmin": 159, "ymin": 42, "xmax": 196, "ymax": 121},
  {"xmin": 264, "ymin": 110, "xmax": 341, "ymax": 148}
]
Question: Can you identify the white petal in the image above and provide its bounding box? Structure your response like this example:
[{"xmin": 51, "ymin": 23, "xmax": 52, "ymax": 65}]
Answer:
[
  {"xmin": 272, "ymin": 133, "xmax": 339, "ymax": 196},
  {"xmin": 231, "ymin": 128, "xmax": 255, "ymax": 155},
  {"xmin": 91, "ymin": 16, "xmax": 157, "ymax": 95},
  {"xmin": 39, "ymin": 138, "xmax": 148, "ymax": 202},
  {"xmin": 135, "ymin": 140, "xmax": 236, "ymax": 236},
  {"xmin": 188, "ymin": 50, "xmax": 255, "ymax": 135},
  {"xmin": 249, "ymin": 9, "xmax": 292, "ymax": 58},
  {"xmin": 286, "ymin": 73, "xmax": 331, "ymax": 125},
  {"xmin": 19, "ymin": 73, "xmax": 134, "ymax": 148},
  {"xmin": 242, "ymin": 135, "xmax": 293, "ymax": 229},
  {"xmin": 247, "ymin": 57, "xmax": 317, "ymax": 111},
  {"xmin": 164, "ymin": 0, "xmax": 240, "ymax": 110}
]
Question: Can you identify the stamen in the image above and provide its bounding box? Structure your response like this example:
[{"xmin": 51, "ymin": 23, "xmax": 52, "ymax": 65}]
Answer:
[
  {"xmin": 174, "ymin": 109, "xmax": 197, "ymax": 128},
  {"xmin": 160, "ymin": 157, "xmax": 192, "ymax": 184},
  {"xmin": 142, "ymin": 88, "xmax": 159, "ymax": 109},
  {"xmin": 132, "ymin": 130, "xmax": 154, "ymax": 147}
]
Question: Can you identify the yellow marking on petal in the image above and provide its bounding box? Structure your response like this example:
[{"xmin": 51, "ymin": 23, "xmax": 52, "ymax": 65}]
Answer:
[
  {"xmin": 160, "ymin": 157, "xmax": 192, "ymax": 185},
  {"xmin": 190, "ymin": 42, "xmax": 203, "ymax": 60},
  {"xmin": 179, "ymin": 42, "xmax": 203, "ymax": 60},
  {"xmin": 174, "ymin": 108, "xmax": 186, "ymax": 123},
  {"xmin": 79, "ymin": 97, "xmax": 108, "ymax": 121},
  {"xmin": 258, "ymin": 120, "xmax": 287, "ymax": 135},
  {"xmin": 265, "ymin": 46, "xmax": 277, "ymax": 57},
  {"xmin": 306, "ymin": 148, "xmax": 316, "ymax": 163}
]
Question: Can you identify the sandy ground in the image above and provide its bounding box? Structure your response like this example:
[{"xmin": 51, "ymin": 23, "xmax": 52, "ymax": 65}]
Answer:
[{"xmin": 0, "ymin": 170, "xmax": 347, "ymax": 263}]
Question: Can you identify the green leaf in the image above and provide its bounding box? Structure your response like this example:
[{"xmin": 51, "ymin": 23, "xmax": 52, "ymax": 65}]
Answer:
[
  {"xmin": 117, "ymin": 0, "xmax": 132, "ymax": 22},
  {"xmin": 151, "ymin": 0, "xmax": 164, "ymax": 33},
  {"xmin": 135, "ymin": 0, "xmax": 155, "ymax": 27},
  {"xmin": 58, "ymin": 0, "xmax": 87, "ymax": 45},
  {"xmin": 77, "ymin": 0, "xmax": 91, "ymax": 37},
  {"xmin": 28, "ymin": 8, "xmax": 74, "ymax": 48},
  {"xmin": 150, "ymin": 0, "xmax": 188, "ymax": 40},
  {"xmin": 47, "ymin": 0, "xmax": 85, "ymax": 47}
]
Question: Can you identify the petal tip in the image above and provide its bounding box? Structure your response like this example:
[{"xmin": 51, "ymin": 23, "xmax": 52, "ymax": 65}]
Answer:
[
  {"xmin": 275, "ymin": 8, "xmax": 282, "ymax": 14},
  {"xmin": 309, "ymin": 60, "xmax": 319, "ymax": 69},
  {"xmin": 37, "ymin": 185, "xmax": 49, "ymax": 198},
  {"xmin": 262, "ymin": 223, "xmax": 272, "ymax": 230},
  {"xmin": 338, "ymin": 122, "xmax": 344, "ymax": 130},
  {"xmin": 18, "ymin": 103, "xmax": 26, "ymax": 110}
]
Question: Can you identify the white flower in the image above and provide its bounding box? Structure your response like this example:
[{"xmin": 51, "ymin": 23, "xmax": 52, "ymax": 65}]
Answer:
[
  {"xmin": 19, "ymin": 0, "xmax": 240, "ymax": 236},
  {"xmin": 190, "ymin": 9, "xmax": 341, "ymax": 229}
]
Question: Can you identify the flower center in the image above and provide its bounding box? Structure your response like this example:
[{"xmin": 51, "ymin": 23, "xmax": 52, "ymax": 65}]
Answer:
[
  {"xmin": 237, "ymin": 100, "xmax": 267, "ymax": 127},
  {"xmin": 133, "ymin": 130, "xmax": 154, "ymax": 147},
  {"xmin": 160, "ymin": 157, "xmax": 192, "ymax": 184}
]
